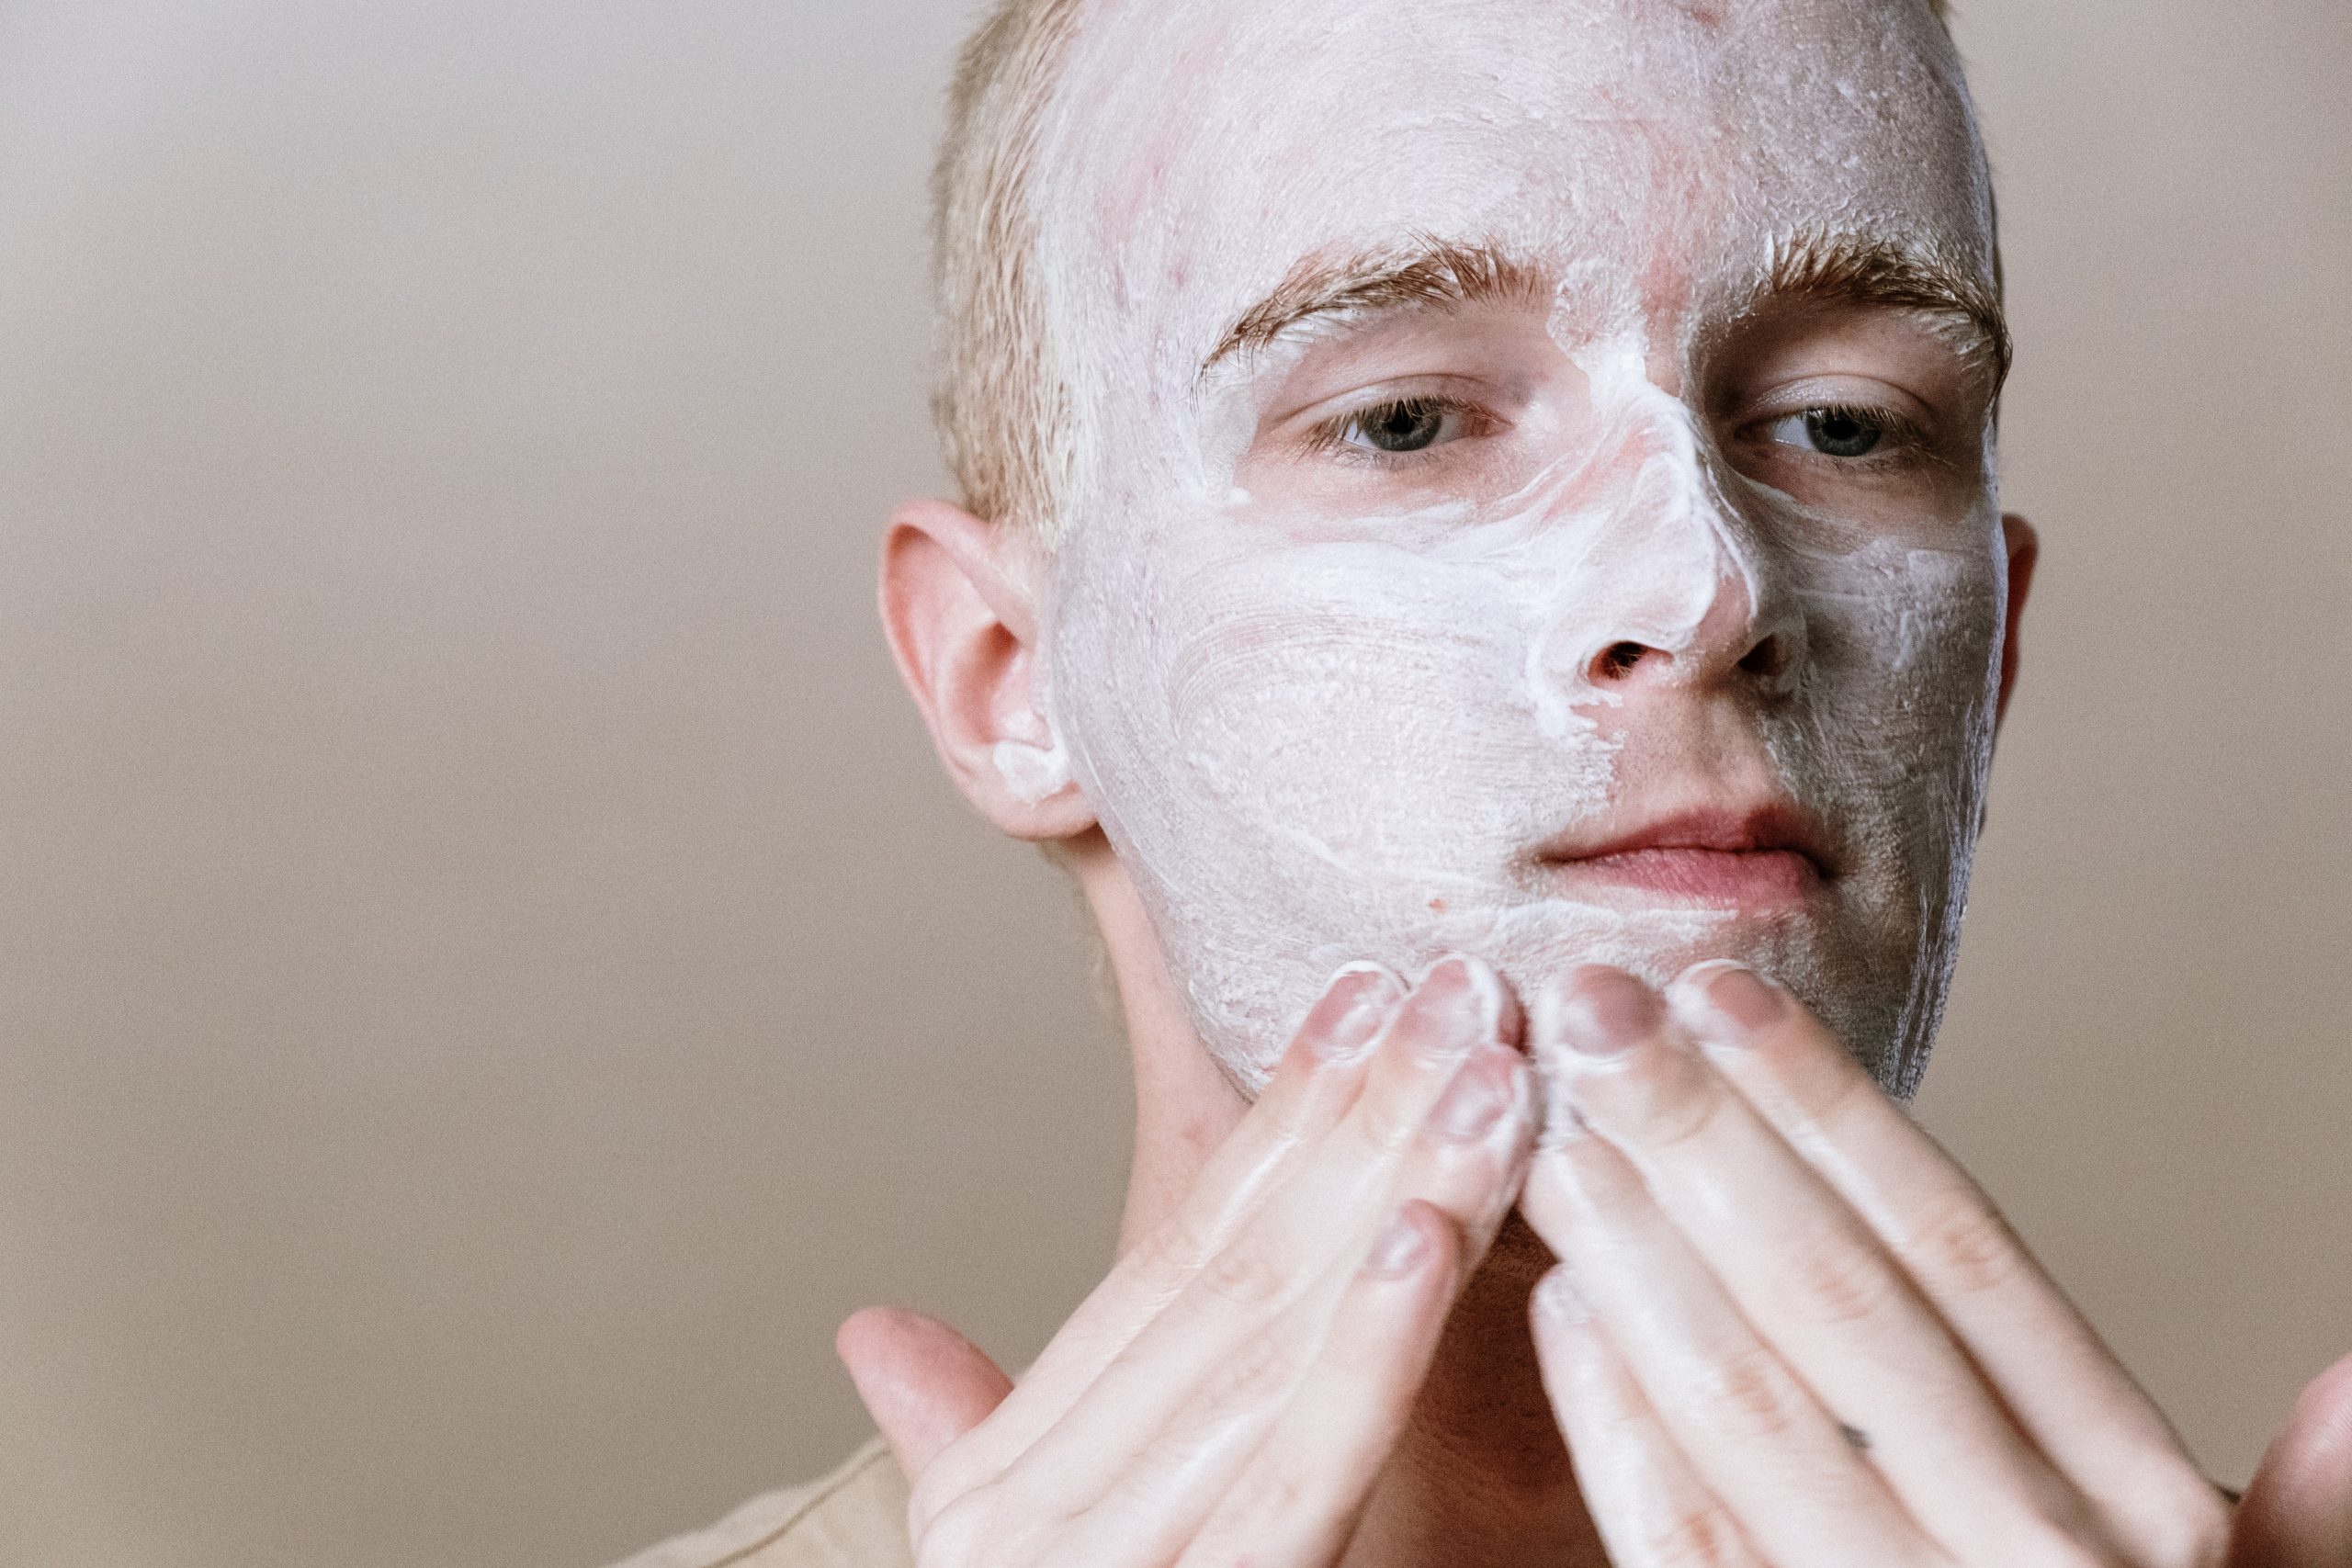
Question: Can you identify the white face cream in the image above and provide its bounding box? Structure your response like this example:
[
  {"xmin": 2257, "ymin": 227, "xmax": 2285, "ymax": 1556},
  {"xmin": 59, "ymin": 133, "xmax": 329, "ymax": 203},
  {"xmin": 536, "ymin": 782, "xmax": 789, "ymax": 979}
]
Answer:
[{"xmin": 1015, "ymin": 0, "xmax": 2010, "ymax": 1095}]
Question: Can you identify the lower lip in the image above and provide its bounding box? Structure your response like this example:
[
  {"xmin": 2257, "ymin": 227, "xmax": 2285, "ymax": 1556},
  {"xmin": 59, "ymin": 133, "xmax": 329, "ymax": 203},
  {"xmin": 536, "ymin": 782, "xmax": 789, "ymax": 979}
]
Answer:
[{"xmin": 1549, "ymin": 848, "xmax": 1824, "ymax": 907}]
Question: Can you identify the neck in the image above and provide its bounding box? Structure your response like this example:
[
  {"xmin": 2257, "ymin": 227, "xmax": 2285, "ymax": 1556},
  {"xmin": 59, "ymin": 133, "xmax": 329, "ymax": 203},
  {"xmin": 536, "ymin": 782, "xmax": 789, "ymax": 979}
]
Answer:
[
  {"xmin": 1345, "ymin": 1219, "xmax": 1608, "ymax": 1566},
  {"xmin": 1081, "ymin": 845, "xmax": 1609, "ymax": 1566}
]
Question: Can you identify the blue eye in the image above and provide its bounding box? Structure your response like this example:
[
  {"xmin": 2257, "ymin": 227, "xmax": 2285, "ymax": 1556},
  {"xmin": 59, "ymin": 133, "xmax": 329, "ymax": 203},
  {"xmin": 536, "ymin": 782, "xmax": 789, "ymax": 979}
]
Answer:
[
  {"xmin": 1767, "ymin": 406, "xmax": 1887, "ymax": 458},
  {"xmin": 1342, "ymin": 398, "xmax": 1467, "ymax": 454}
]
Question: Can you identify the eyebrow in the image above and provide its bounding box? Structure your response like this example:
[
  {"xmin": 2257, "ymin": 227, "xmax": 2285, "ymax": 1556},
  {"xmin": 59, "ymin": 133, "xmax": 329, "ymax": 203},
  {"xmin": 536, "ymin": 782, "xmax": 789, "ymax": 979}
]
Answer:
[
  {"xmin": 1199, "ymin": 228, "xmax": 2009, "ymax": 388},
  {"xmin": 1762, "ymin": 228, "xmax": 2012, "ymax": 389},
  {"xmin": 1198, "ymin": 236, "xmax": 1544, "ymax": 373}
]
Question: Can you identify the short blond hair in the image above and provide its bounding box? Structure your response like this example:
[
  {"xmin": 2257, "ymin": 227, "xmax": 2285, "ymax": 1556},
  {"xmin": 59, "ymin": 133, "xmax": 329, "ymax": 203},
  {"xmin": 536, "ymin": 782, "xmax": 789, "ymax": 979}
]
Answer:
[{"xmin": 930, "ymin": 0, "xmax": 1960, "ymax": 539}]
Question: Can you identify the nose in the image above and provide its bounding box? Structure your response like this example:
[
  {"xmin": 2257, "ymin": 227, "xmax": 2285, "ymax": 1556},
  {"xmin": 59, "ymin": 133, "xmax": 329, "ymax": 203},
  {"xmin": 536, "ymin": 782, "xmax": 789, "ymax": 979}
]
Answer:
[{"xmin": 1586, "ymin": 573, "xmax": 1799, "ymax": 690}]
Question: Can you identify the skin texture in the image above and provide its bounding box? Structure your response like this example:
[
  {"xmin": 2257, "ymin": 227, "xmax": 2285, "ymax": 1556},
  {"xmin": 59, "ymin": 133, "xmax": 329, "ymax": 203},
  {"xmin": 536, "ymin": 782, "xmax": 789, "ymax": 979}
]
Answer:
[
  {"xmin": 849, "ymin": 960, "xmax": 1547, "ymax": 1565},
  {"xmin": 1522, "ymin": 962, "xmax": 2232, "ymax": 1566},
  {"xmin": 1027, "ymin": 0, "xmax": 2011, "ymax": 1095},
  {"xmin": 855, "ymin": 0, "xmax": 2352, "ymax": 1563}
]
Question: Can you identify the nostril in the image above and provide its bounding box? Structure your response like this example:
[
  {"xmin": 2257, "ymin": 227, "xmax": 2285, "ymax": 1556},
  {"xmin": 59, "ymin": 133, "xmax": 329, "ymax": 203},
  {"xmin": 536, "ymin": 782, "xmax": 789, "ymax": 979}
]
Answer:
[
  {"xmin": 1592, "ymin": 641, "xmax": 1651, "ymax": 681},
  {"xmin": 1737, "ymin": 635, "xmax": 1784, "ymax": 679}
]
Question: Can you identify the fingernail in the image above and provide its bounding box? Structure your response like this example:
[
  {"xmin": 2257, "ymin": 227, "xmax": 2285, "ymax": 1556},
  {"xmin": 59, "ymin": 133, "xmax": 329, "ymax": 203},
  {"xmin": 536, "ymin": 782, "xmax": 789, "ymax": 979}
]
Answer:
[
  {"xmin": 1397, "ymin": 954, "xmax": 1501, "ymax": 1061},
  {"xmin": 1541, "ymin": 966, "xmax": 1659, "ymax": 1059},
  {"xmin": 1429, "ymin": 1046, "xmax": 1522, "ymax": 1143},
  {"xmin": 1674, "ymin": 962, "xmax": 1785, "ymax": 1049},
  {"xmin": 1309, "ymin": 962, "xmax": 1403, "ymax": 1061},
  {"xmin": 1365, "ymin": 1207, "xmax": 1430, "ymax": 1278},
  {"xmin": 1533, "ymin": 1265, "xmax": 1590, "ymax": 1325}
]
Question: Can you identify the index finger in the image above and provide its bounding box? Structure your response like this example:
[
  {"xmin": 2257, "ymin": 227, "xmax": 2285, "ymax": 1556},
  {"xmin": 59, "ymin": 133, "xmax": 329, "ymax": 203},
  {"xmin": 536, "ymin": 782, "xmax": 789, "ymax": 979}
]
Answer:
[
  {"xmin": 1667, "ymin": 962, "xmax": 2229, "ymax": 1561},
  {"xmin": 910, "ymin": 962, "xmax": 1404, "ymax": 1516}
]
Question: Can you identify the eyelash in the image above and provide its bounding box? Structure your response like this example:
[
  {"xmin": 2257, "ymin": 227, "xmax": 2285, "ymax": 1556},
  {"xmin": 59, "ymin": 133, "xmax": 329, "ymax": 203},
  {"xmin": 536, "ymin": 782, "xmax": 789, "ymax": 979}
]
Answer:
[
  {"xmin": 1295, "ymin": 395, "xmax": 1940, "ymax": 474},
  {"xmin": 1757, "ymin": 400, "xmax": 1939, "ymax": 470},
  {"xmin": 1303, "ymin": 394, "xmax": 1491, "ymax": 466}
]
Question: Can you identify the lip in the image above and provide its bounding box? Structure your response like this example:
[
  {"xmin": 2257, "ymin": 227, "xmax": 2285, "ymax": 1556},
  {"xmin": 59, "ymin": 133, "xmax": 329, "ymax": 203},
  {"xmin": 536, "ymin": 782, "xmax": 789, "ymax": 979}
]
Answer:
[{"xmin": 1533, "ymin": 804, "xmax": 1838, "ymax": 909}]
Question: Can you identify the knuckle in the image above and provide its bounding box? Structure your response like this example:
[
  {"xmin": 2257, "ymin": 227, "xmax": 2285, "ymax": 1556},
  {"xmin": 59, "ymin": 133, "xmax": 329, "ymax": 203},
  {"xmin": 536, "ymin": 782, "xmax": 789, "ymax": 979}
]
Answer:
[
  {"xmin": 1779, "ymin": 1220, "xmax": 1904, "ymax": 1326},
  {"xmin": 1229, "ymin": 1464, "xmax": 1309, "ymax": 1530},
  {"xmin": 1644, "ymin": 1505, "xmax": 1747, "ymax": 1567},
  {"xmin": 1133, "ymin": 1211, "xmax": 1217, "ymax": 1281},
  {"xmin": 1197, "ymin": 1322, "xmax": 1298, "ymax": 1416},
  {"xmin": 1691, "ymin": 1344, "xmax": 1805, "ymax": 1439},
  {"xmin": 1196, "ymin": 1236, "xmax": 1293, "ymax": 1311},
  {"xmin": 1903, "ymin": 1187, "xmax": 2026, "ymax": 1299},
  {"xmin": 1353, "ymin": 1082, "xmax": 1427, "ymax": 1156}
]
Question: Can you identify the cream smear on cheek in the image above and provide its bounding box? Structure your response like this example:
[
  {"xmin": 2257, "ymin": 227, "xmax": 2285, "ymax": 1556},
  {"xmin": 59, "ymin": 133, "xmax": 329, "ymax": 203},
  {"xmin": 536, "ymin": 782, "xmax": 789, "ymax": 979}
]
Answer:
[{"xmin": 1024, "ymin": 0, "xmax": 2007, "ymax": 1094}]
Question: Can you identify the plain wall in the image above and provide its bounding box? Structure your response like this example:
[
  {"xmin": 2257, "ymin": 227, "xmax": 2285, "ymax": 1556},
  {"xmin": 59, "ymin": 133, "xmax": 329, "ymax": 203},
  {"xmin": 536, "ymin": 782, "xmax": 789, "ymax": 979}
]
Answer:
[{"xmin": 0, "ymin": 2, "xmax": 2343, "ymax": 1563}]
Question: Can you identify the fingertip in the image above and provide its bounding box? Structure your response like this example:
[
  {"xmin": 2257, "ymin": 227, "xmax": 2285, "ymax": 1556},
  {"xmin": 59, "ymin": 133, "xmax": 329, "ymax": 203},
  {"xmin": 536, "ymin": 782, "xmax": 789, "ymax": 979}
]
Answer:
[
  {"xmin": 1288, "ymin": 961, "xmax": 1408, "ymax": 1069},
  {"xmin": 1361, "ymin": 954, "xmax": 1521, "ymax": 1077},
  {"xmin": 2264, "ymin": 1347, "xmax": 2352, "ymax": 1489},
  {"xmin": 835, "ymin": 1303, "xmax": 917, "ymax": 1372},
  {"xmin": 1363, "ymin": 1198, "xmax": 1458, "ymax": 1280},
  {"xmin": 1430, "ymin": 953, "xmax": 1526, "ymax": 1048},
  {"xmin": 1331, "ymin": 957, "xmax": 1408, "ymax": 995},
  {"xmin": 834, "ymin": 1304, "xmax": 1012, "ymax": 1483},
  {"xmin": 1666, "ymin": 960, "xmax": 1789, "ymax": 1052},
  {"xmin": 2231, "ymin": 1349, "xmax": 2352, "ymax": 1565},
  {"xmin": 2292, "ymin": 1348, "xmax": 2352, "ymax": 1432},
  {"xmin": 834, "ymin": 1303, "xmax": 932, "ymax": 1411},
  {"xmin": 1532, "ymin": 1263, "xmax": 1593, "ymax": 1329},
  {"xmin": 1528, "ymin": 1266, "xmax": 1625, "ymax": 1439},
  {"xmin": 1419, "ymin": 952, "xmax": 1517, "ymax": 1034},
  {"xmin": 1531, "ymin": 964, "xmax": 1658, "ymax": 1061}
]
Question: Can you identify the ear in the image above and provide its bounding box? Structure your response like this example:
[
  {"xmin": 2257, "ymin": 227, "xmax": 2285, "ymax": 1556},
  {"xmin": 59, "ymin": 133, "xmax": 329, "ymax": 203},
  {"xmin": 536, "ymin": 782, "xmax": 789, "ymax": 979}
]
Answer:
[
  {"xmin": 877, "ymin": 497, "xmax": 1098, "ymax": 840},
  {"xmin": 1994, "ymin": 513, "xmax": 2038, "ymax": 729}
]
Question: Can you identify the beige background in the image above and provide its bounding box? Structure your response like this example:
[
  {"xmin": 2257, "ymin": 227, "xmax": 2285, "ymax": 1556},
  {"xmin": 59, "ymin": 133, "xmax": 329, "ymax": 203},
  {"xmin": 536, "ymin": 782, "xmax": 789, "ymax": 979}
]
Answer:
[{"xmin": 0, "ymin": 1, "xmax": 2344, "ymax": 1563}]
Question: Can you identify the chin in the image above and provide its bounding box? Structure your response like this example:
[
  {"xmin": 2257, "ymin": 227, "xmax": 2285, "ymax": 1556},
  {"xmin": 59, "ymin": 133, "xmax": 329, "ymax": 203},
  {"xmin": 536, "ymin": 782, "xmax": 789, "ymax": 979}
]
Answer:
[{"xmin": 1172, "ymin": 864, "xmax": 1940, "ymax": 1100}]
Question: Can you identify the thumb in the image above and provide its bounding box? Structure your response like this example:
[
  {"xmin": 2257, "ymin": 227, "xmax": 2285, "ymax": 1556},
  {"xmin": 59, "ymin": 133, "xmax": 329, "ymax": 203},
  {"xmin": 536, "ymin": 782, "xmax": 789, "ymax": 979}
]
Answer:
[
  {"xmin": 836, "ymin": 1304, "xmax": 1014, "ymax": 1483},
  {"xmin": 2230, "ymin": 1348, "xmax": 2352, "ymax": 1567}
]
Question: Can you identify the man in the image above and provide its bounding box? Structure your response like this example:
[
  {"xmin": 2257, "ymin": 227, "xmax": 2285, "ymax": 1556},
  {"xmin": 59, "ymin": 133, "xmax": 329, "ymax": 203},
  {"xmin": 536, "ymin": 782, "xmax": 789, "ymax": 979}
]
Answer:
[{"xmin": 620, "ymin": 0, "xmax": 2352, "ymax": 1562}]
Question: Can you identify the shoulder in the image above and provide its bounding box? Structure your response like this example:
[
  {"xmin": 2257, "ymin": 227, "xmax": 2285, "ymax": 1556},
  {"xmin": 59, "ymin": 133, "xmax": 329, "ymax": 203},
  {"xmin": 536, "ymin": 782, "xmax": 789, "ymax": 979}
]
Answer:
[{"xmin": 605, "ymin": 1440, "xmax": 912, "ymax": 1568}]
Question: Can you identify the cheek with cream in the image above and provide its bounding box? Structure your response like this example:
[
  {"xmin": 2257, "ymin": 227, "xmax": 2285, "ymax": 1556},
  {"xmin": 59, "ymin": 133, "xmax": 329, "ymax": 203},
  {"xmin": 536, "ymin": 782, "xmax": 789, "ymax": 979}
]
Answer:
[
  {"xmin": 1051, "ymin": 346, "xmax": 2002, "ymax": 1092},
  {"xmin": 1021, "ymin": 0, "xmax": 2008, "ymax": 1094}
]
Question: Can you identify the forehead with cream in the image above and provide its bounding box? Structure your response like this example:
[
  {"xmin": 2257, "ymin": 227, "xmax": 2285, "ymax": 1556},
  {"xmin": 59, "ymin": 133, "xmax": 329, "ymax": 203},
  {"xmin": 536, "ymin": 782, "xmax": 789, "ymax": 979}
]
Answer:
[
  {"xmin": 1034, "ymin": 0, "xmax": 1993, "ymax": 477},
  {"xmin": 1013, "ymin": 0, "xmax": 2013, "ymax": 1096}
]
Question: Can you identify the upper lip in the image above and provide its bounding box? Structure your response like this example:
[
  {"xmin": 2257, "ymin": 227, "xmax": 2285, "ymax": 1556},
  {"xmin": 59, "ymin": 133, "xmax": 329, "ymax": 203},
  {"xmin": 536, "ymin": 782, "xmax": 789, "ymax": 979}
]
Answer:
[{"xmin": 1535, "ymin": 802, "xmax": 1841, "ymax": 878}]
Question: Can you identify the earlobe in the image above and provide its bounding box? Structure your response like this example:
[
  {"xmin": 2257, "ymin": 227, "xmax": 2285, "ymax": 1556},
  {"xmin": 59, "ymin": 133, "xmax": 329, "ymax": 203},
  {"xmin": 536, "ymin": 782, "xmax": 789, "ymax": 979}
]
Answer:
[
  {"xmin": 876, "ymin": 497, "xmax": 1099, "ymax": 841},
  {"xmin": 1994, "ymin": 513, "xmax": 2038, "ymax": 729}
]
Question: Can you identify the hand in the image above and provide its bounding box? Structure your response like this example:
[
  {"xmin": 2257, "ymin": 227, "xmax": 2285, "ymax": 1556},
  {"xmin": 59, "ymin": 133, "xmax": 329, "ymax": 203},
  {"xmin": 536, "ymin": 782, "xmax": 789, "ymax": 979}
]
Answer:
[
  {"xmin": 1519, "ymin": 961, "xmax": 2245, "ymax": 1567},
  {"xmin": 837, "ymin": 955, "xmax": 1538, "ymax": 1567}
]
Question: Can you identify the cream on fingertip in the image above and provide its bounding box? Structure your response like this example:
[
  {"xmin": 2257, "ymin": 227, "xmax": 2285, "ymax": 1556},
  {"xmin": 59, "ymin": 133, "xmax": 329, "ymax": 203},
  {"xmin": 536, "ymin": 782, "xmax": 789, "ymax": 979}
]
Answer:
[
  {"xmin": 1364, "ymin": 1206, "xmax": 1432, "ymax": 1278},
  {"xmin": 1310, "ymin": 961, "xmax": 1405, "ymax": 1060},
  {"xmin": 1532, "ymin": 964, "xmax": 1658, "ymax": 1061},
  {"xmin": 1400, "ymin": 953, "xmax": 1510, "ymax": 1060},
  {"xmin": 1668, "ymin": 961, "xmax": 1787, "ymax": 1050},
  {"xmin": 1532, "ymin": 1265, "xmax": 1592, "ymax": 1326}
]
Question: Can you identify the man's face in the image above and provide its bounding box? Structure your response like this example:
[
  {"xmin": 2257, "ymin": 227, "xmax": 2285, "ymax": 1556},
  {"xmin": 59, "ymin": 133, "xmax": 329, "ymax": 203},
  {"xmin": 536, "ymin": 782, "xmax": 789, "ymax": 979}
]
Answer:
[{"xmin": 1024, "ymin": 0, "xmax": 2011, "ymax": 1094}]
